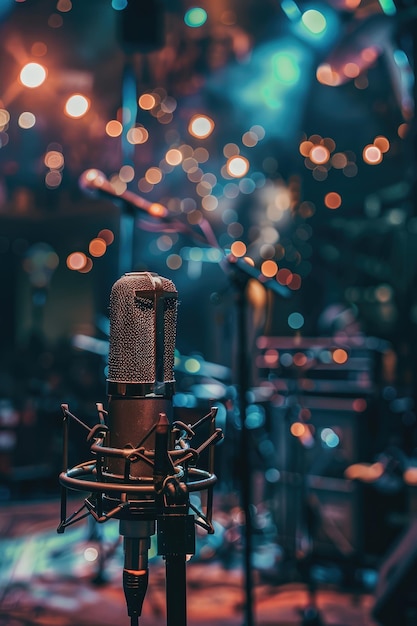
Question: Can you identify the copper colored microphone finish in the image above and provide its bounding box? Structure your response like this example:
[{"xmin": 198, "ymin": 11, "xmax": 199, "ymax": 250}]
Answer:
[{"xmin": 105, "ymin": 272, "xmax": 177, "ymax": 482}]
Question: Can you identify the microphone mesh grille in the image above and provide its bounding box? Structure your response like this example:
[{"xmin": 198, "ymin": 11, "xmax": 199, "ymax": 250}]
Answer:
[{"xmin": 108, "ymin": 272, "xmax": 177, "ymax": 384}]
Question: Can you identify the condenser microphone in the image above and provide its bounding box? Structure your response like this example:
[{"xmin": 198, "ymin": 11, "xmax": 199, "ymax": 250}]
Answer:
[
  {"xmin": 105, "ymin": 271, "xmax": 178, "ymax": 625},
  {"xmin": 58, "ymin": 271, "xmax": 222, "ymax": 626}
]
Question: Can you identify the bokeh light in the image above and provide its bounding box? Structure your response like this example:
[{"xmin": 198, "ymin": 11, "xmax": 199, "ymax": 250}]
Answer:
[
  {"xmin": 45, "ymin": 150, "xmax": 64, "ymax": 170},
  {"xmin": 230, "ymin": 241, "xmax": 247, "ymax": 257},
  {"xmin": 138, "ymin": 93, "xmax": 156, "ymax": 110},
  {"xmin": 288, "ymin": 312, "xmax": 304, "ymax": 329},
  {"xmin": 333, "ymin": 348, "xmax": 348, "ymax": 364},
  {"xmin": 261, "ymin": 260, "xmax": 278, "ymax": 277},
  {"xmin": 310, "ymin": 145, "xmax": 330, "ymax": 164},
  {"xmin": 324, "ymin": 192, "xmax": 342, "ymax": 209},
  {"xmin": 64, "ymin": 94, "xmax": 90, "ymax": 118},
  {"xmin": 184, "ymin": 7, "xmax": 208, "ymax": 28},
  {"xmin": 272, "ymin": 51, "xmax": 301, "ymax": 85},
  {"xmin": 106, "ymin": 120, "xmax": 123, "ymax": 137},
  {"xmin": 145, "ymin": 167, "xmax": 163, "ymax": 185},
  {"xmin": 98, "ymin": 229, "xmax": 114, "ymax": 245},
  {"xmin": 45, "ymin": 170, "xmax": 62, "ymax": 189},
  {"xmin": 188, "ymin": 115, "xmax": 215, "ymax": 139},
  {"xmin": 290, "ymin": 422, "xmax": 306, "ymax": 437},
  {"xmin": 363, "ymin": 144, "xmax": 383, "ymax": 165},
  {"xmin": 119, "ymin": 164, "xmax": 135, "ymax": 183},
  {"xmin": 373, "ymin": 136, "xmax": 390, "ymax": 153},
  {"xmin": 18, "ymin": 112, "xmax": 36, "ymax": 129},
  {"xmin": 19, "ymin": 62, "xmax": 47, "ymax": 88},
  {"xmin": 301, "ymin": 9, "xmax": 327, "ymax": 35},
  {"xmin": 226, "ymin": 155, "xmax": 249, "ymax": 178},
  {"xmin": 126, "ymin": 126, "xmax": 149, "ymax": 144},
  {"xmin": 166, "ymin": 148, "xmax": 183, "ymax": 166},
  {"xmin": 66, "ymin": 252, "xmax": 88, "ymax": 271},
  {"xmin": 89, "ymin": 238, "xmax": 107, "ymax": 258}
]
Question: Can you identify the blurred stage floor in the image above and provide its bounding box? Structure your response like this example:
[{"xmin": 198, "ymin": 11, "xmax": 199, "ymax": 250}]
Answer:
[{"xmin": 0, "ymin": 498, "xmax": 379, "ymax": 626}]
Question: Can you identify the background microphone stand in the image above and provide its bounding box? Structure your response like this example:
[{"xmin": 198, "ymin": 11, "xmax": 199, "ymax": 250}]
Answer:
[
  {"xmin": 229, "ymin": 264, "xmax": 255, "ymax": 626},
  {"xmin": 224, "ymin": 258, "xmax": 291, "ymax": 626}
]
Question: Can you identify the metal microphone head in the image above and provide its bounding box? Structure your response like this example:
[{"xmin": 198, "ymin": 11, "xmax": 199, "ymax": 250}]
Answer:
[
  {"xmin": 108, "ymin": 271, "xmax": 178, "ymax": 394},
  {"xmin": 104, "ymin": 271, "xmax": 178, "ymax": 482}
]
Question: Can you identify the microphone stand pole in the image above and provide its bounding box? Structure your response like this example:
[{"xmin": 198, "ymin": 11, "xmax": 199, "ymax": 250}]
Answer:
[
  {"xmin": 158, "ymin": 494, "xmax": 194, "ymax": 626},
  {"xmin": 228, "ymin": 263, "xmax": 255, "ymax": 626},
  {"xmin": 154, "ymin": 414, "xmax": 195, "ymax": 626},
  {"xmin": 224, "ymin": 257, "xmax": 291, "ymax": 626}
]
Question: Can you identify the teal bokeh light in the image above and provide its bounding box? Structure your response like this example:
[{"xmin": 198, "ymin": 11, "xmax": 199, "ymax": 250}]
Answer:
[
  {"xmin": 288, "ymin": 312, "xmax": 305, "ymax": 329},
  {"xmin": 258, "ymin": 46, "xmax": 303, "ymax": 109},
  {"xmin": 272, "ymin": 51, "xmax": 301, "ymax": 85},
  {"xmin": 112, "ymin": 0, "xmax": 128, "ymax": 10},
  {"xmin": 206, "ymin": 36, "xmax": 315, "ymax": 141},
  {"xmin": 321, "ymin": 428, "xmax": 340, "ymax": 448},
  {"xmin": 290, "ymin": 3, "xmax": 339, "ymax": 48},
  {"xmin": 281, "ymin": 0, "xmax": 302, "ymax": 22},
  {"xmin": 301, "ymin": 9, "xmax": 327, "ymax": 35},
  {"xmin": 378, "ymin": 0, "xmax": 397, "ymax": 15},
  {"xmin": 184, "ymin": 7, "xmax": 208, "ymax": 28}
]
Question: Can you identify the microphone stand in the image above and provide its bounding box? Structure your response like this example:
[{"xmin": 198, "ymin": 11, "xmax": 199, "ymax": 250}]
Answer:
[
  {"xmin": 58, "ymin": 403, "xmax": 222, "ymax": 626},
  {"xmin": 219, "ymin": 253, "xmax": 291, "ymax": 626},
  {"xmin": 154, "ymin": 413, "xmax": 195, "ymax": 626},
  {"xmin": 222, "ymin": 258, "xmax": 291, "ymax": 626},
  {"xmin": 231, "ymin": 264, "xmax": 255, "ymax": 626}
]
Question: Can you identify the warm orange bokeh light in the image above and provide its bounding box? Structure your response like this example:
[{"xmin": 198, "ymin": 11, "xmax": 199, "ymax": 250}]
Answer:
[
  {"xmin": 310, "ymin": 145, "xmax": 330, "ymax": 165},
  {"xmin": 230, "ymin": 241, "xmax": 247, "ymax": 257},
  {"xmin": 149, "ymin": 203, "xmax": 168, "ymax": 218},
  {"xmin": 66, "ymin": 252, "xmax": 87, "ymax": 271},
  {"xmin": 373, "ymin": 135, "xmax": 390, "ymax": 153},
  {"xmin": 291, "ymin": 422, "xmax": 306, "ymax": 437},
  {"xmin": 188, "ymin": 114, "xmax": 215, "ymax": 139},
  {"xmin": 324, "ymin": 192, "xmax": 342, "ymax": 209},
  {"xmin": 333, "ymin": 348, "xmax": 348, "ymax": 364},
  {"xmin": 138, "ymin": 93, "xmax": 156, "ymax": 110},
  {"xmin": 261, "ymin": 259, "xmax": 278, "ymax": 278},
  {"xmin": 106, "ymin": 120, "xmax": 123, "ymax": 137},
  {"xmin": 89, "ymin": 238, "xmax": 107, "ymax": 258},
  {"xmin": 363, "ymin": 144, "xmax": 383, "ymax": 165}
]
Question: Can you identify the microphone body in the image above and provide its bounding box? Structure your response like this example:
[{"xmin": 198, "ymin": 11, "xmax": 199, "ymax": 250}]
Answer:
[{"xmin": 104, "ymin": 271, "xmax": 177, "ymax": 484}]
